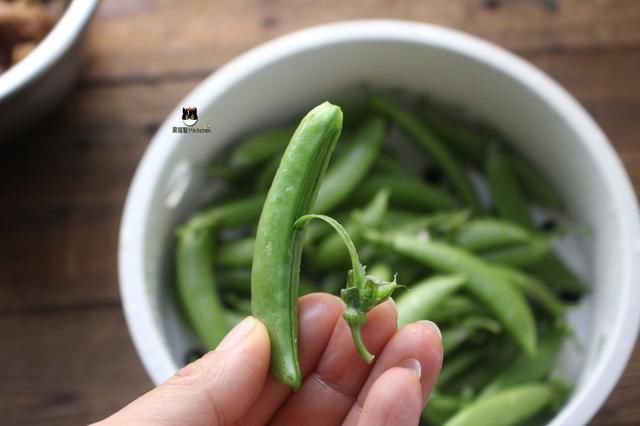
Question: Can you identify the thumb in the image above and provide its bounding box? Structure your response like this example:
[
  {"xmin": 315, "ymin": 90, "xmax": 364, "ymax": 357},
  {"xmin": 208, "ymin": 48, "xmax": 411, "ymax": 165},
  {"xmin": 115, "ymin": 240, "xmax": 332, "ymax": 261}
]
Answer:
[{"xmin": 97, "ymin": 317, "xmax": 271, "ymax": 426}]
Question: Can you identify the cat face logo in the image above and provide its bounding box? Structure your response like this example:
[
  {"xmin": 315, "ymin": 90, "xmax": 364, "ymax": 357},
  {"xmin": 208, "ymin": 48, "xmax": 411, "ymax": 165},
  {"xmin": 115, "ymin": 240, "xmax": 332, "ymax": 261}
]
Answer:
[{"xmin": 182, "ymin": 106, "xmax": 198, "ymax": 126}]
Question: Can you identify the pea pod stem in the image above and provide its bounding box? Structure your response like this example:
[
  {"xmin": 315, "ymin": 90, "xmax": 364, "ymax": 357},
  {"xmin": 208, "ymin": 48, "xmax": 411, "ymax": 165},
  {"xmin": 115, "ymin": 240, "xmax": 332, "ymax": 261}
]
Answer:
[
  {"xmin": 251, "ymin": 102, "xmax": 343, "ymax": 390},
  {"xmin": 295, "ymin": 214, "xmax": 398, "ymax": 363}
]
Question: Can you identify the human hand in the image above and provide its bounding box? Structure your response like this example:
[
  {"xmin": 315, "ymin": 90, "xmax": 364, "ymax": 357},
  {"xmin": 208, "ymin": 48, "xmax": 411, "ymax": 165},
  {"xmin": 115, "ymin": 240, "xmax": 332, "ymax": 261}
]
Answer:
[{"xmin": 97, "ymin": 293, "xmax": 443, "ymax": 426}]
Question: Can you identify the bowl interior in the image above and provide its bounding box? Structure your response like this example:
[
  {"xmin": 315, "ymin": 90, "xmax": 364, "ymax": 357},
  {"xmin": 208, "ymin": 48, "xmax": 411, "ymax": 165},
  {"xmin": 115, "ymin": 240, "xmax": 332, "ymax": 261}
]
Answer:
[{"xmin": 120, "ymin": 22, "xmax": 639, "ymax": 426}]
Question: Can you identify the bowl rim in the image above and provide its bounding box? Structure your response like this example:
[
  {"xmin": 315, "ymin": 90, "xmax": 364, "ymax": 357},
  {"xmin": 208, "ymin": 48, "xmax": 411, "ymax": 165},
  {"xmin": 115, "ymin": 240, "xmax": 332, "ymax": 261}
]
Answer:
[
  {"xmin": 0, "ymin": 0, "xmax": 100, "ymax": 101},
  {"xmin": 118, "ymin": 19, "xmax": 640, "ymax": 425}
]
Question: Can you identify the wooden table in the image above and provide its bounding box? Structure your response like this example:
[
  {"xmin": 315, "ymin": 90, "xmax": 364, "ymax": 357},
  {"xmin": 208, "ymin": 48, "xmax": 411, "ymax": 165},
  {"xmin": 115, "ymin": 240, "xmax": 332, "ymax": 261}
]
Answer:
[{"xmin": 1, "ymin": 1, "xmax": 638, "ymax": 424}]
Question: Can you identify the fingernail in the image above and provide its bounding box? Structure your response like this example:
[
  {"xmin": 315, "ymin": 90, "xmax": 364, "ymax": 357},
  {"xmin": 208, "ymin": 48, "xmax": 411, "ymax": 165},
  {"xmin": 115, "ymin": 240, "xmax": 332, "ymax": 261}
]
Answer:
[
  {"xmin": 417, "ymin": 320, "xmax": 442, "ymax": 340},
  {"xmin": 217, "ymin": 316, "xmax": 256, "ymax": 350},
  {"xmin": 399, "ymin": 358, "xmax": 422, "ymax": 379}
]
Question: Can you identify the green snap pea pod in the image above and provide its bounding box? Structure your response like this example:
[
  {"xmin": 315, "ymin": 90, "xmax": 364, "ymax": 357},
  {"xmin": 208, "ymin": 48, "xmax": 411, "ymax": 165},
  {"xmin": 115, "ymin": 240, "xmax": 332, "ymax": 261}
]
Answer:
[
  {"xmin": 493, "ymin": 265, "xmax": 566, "ymax": 318},
  {"xmin": 217, "ymin": 268, "xmax": 251, "ymax": 295},
  {"xmin": 365, "ymin": 231, "xmax": 537, "ymax": 355},
  {"xmin": 428, "ymin": 296, "xmax": 487, "ymax": 324},
  {"xmin": 183, "ymin": 193, "xmax": 266, "ymax": 232},
  {"xmin": 313, "ymin": 189, "xmax": 389, "ymax": 271},
  {"xmin": 251, "ymin": 102, "xmax": 343, "ymax": 389},
  {"xmin": 443, "ymin": 384, "xmax": 555, "ymax": 426},
  {"xmin": 370, "ymin": 94, "xmax": 483, "ymax": 212},
  {"xmin": 422, "ymin": 393, "xmax": 463, "ymax": 425},
  {"xmin": 353, "ymin": 175, "xmax": 458, "ymax": 212},
  {"xmin": 230, "ymin": 125, "xmax": 295, "ymax": 169},
  {"xmin": 443, "ymin": 315, "xmax": 502, "ymax": 354},
  {"xmin": 529, "ymin": 253, "xmax": 587, "ymax": 296},
  {"xmin": 480, "ymin": 235, "xmax": 552, "ymax": 268},
  {"xmin": 479, "ymin": 325, "xmax": 565, "ymax": 398},
  {"xmin": 485, "ymin": 143, "xmax": 534, "ymax": 229},
  {"xmin": 452, "ymin": 218, "xmax": 532, "ymax": 252},
  {"xmin": 511, "ymin": 155, "xmax": 563, "ymax": 209},
  {"xmin": 216, "ymin": 236, "xmax": 255, "ymax": 268},
  {"xmin": 437, "ymin": 350, "xmax": 485, "ymax": 388},
  {"xmin": 396, "ymin": 275, "xmax": 466, "ymax": 327},
  {"xmin": 295, "ymin": 214, "xmax": 398, "ymax": 363},
  {"xmin": 313, "ymin": 116, "xmax": 386, "ymax": 214},
  {"xmin": 176, "ymin": 227, "xmax": 228, "ymax": 348}
]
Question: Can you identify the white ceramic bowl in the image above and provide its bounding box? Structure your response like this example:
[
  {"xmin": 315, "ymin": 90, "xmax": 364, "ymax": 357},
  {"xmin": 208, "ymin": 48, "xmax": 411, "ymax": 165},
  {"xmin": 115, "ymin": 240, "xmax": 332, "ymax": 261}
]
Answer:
[
  {"xmin": 0, "ymin": 0, "xmax": 99, "ymax": 137},
  {"xmin": 119, "ymin": 20, "xmax": 640, "ymax": 425}
]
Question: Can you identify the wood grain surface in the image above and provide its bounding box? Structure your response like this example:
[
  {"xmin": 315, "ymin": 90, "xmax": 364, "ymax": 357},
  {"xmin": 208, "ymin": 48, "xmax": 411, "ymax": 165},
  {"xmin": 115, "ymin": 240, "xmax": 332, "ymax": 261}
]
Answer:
[{"xmin": 1, "ymin": 0, "xmax": 639, "ymax": 424}]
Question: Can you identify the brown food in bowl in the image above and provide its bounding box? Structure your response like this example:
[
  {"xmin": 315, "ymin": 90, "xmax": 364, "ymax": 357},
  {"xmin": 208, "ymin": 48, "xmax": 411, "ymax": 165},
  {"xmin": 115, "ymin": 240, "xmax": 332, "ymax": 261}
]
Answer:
[{"xmin": 0, "ymin": 0, "xmax": 68, "ymax": 73}]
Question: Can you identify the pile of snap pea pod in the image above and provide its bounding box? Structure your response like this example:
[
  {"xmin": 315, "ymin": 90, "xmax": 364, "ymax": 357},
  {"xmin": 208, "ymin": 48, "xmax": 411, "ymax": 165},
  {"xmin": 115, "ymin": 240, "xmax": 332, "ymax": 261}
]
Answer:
[{"xmin": 174, "ymin": 91, "xmax": 586, "ymax": 426}]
